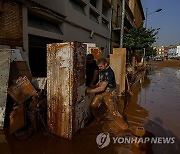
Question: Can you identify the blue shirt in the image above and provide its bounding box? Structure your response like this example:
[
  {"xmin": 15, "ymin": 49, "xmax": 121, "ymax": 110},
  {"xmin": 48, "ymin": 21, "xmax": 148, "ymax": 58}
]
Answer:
[{"xmin": 99, "ymin": 66, "xmax": 116, "ymax": 90}]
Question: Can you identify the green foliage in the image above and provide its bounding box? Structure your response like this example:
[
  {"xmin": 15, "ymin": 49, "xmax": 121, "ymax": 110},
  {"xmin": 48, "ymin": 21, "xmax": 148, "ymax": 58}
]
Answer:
[
  {"xmin": 123, "ymin": 26, "xmax": 157, "ymax": 53},
  {"xmin": 136, "ymin": 46, "xmax": 157, "ymax": 57},
  {"xmin": 145, "ymin": 46, "xmax": 157, "ymax": 57}
]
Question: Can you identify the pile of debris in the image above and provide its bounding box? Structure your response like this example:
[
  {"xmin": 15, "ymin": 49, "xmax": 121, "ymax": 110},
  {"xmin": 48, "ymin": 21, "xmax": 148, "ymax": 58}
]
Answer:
[
  {"xmin": 1, "ymin": 43, "xmax": 92, "ymax": 140},
  {"xmin": 0, "ymin": 49, "xmax": 47, "ymax": 140},
  {"xmin": 7, "ymin": 76, "xmax": 47, "ymax": 140}
]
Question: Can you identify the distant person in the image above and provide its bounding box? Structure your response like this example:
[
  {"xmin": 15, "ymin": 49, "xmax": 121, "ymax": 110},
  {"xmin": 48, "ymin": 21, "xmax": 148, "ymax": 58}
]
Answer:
[
  {"xmin": 86, "ymin": 54, "xmax": 99, "ymax": 87},
  {"xmin": 86, "ymin": 58, "xmax": 128, "ymax": 130}
]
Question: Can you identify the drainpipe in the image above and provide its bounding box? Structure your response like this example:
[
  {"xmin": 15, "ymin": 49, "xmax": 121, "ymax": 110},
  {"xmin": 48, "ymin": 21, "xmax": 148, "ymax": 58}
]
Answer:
[{"xmin": 110, "ymin": 4, "xmax": 113, "ymax": 55}]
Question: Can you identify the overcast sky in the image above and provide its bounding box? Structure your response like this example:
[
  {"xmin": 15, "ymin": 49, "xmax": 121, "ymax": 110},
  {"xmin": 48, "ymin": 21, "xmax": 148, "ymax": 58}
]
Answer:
[{"xmin": 141, "ymin": 0, "xmax": 180, "ymax": 46}]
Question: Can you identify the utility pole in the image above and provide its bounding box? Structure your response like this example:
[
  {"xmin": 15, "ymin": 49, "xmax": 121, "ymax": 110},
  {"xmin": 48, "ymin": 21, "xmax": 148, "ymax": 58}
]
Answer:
[
  {"xmin": 145, "ymin": 8, "xmax": 162, "ymax": 28},
  {"xmin": 144, "ymin": 8, "xmax": 162, "ymax": 62},
  {"xmin": 120, "ymin": 0, "xmax": 125, "ymax": 48},
  {"xmin": 145, "ymin": 8, "xmax": 148, "ymax": 28}
]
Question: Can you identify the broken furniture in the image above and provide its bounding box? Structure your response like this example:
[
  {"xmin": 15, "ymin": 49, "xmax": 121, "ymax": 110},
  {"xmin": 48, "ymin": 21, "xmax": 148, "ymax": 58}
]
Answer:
[{"xmin": 7, "ymin": 76, "xmax": 37, "ymax": 134}]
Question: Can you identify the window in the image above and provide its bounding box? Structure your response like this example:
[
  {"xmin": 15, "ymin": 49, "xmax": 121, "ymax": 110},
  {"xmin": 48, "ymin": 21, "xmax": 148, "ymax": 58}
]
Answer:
[
  {"xmin": 28, "ymin": 13, "xmax": 63, "ymax": 34},
  {"xmin": 28, "ymin": 35, "xmax": 62, "ymax": 77},
  {"xmin": 113, "ymin": 31, "xmax": 120, "ymax": 44},
  {"xmin": 116, "ymin": 4, "xmax": 120, "ymax": 27},
  {"xmin": 70, "ymin": 0, "xmax": 86, "ymax": 15},
  {"xmin": 89, "ymin": 8, "xmax": 99, "ymax": 23},
  {"xmin": 102, "ymin": 17, "xmax": 109, "ymax": 28}
]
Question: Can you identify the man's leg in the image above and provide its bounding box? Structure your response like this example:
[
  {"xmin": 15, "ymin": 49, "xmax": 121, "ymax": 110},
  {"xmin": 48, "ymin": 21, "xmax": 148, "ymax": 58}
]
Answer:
[
  {"xmin": 103, "ymin": 92, "xmax": 129, "ymax": 130},
  {"xmin": 91, "ymin": 94, "xmax": 103, "ymax": 120}
]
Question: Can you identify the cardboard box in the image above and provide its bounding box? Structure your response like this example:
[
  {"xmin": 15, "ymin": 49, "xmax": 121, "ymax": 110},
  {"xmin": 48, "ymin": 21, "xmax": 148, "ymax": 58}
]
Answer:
[
  {"xmin": 8, "ymin": 76, "xmax": 36, "ymax": 104},
  {"xmin": 9, "ymin": 105, "xmax": 26, "ymax": 134},
  {"xmin": 9, "ymin": 61, "xmax": 32, "ymax": 86}
]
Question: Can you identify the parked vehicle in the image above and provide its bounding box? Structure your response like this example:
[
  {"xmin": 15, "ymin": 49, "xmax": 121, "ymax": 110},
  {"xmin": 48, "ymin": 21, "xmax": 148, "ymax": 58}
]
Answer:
[{"xmin": 153, "ymin": 56, "xmax": 164, "ymax": 61}]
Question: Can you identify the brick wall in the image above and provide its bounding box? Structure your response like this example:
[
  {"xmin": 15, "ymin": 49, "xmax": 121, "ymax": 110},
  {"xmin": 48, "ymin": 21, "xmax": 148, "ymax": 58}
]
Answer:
[{"xmin": 0, "ymin": 1, "xmax": 23, "ymax": 48}]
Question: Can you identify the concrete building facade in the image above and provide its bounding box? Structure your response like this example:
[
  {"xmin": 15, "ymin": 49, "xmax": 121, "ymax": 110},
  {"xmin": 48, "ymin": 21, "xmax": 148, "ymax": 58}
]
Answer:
[
  {"xmin": 168, "ymin": 45, "xmax": 180, "ymax": 58},
  {"xmin": 0, "ymin": 0, "xmax": 112, "ymax": 77},
  {"xmin": 111, "ymin": 0, "xmax": 144, "ymax": 49},
  {"xmin": 154, "ymin": 46, "xmax": 167, "ymax": 58},
  {"xmin": 177, "ymin": 45, "xmax": 180, "ymax": 57},
  {"xmin": 128, "ymin": 0, "xmax": 144, "ymax": 27}
]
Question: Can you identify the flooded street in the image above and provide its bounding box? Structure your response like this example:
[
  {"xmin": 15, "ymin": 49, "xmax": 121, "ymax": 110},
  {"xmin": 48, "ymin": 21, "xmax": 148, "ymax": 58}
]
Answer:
[
  {"xmin": 135, "ymin": 61, "xmax": 180, "ymax": 139},
  {"xmin": 1, "ymin": 60, "xmax": 180, "ymax": 154},
  {"xmin": 125, "ymin": 60, "xmax": 180, "ymax": 153},
  {"xmin": 1, "ymin": 0, "xmax": 180, "ymax": 153}
]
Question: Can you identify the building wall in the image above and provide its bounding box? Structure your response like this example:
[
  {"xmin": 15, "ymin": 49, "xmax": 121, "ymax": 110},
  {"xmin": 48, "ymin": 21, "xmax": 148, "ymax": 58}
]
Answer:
[
  {"xmin": 66, "ymin": 0, "xmax": 111, "ymax": 39},
  {"xmin": 0, "ymin": 1, "xmax": 23, "ymax": 48},
  {"xmin": 168, "ymin": 45, "xmax": 180, "ymax": 58},
  {"xmin": 111, "ymin": 0, "xmax": 123, "ymax": 48},
  {"xmin": 168, "ymin": 48, "xmax": 177, "ymax": 58},
  {"xmin": 111, "ymin": 0, "xmax": 122, "ymax": 29},
  {"xmin": 0, "ymin": 0, "xmax": 112, "ymax": 76},
  {"xmin": 154, "ymin": 46, "xmax": 167, "ymax": 57},
  {"xmin": 1, "ymin": 0, "xmax": 111, "ymax": 54},
  {"xmin": 177, "ymin": 45, "xmax": 180, "ymax": 57},
  {"xmin": 129, "ymin": 0, "xmax": 144, "ymax": 27},
  {"xmin": 64, "ymin": 0, "xmax": 111, "ymax": 57},
  {"xmin": 31, "ymin": 0, "xmax": 112, "ymax": 57},
  {"xmin": 31, "ymin": 0, "xmax": 66, "ymax": 16},
  {"xmin": 63, "ymin": 23, "xmax": 109, "ymax": 57},
  {"xmin": 111, "ymin": 0, "xmax": 144, "ymax": 49}
]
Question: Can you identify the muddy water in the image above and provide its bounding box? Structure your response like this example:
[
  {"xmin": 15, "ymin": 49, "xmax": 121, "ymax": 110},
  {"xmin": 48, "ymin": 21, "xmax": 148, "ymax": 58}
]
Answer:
[
  {"xmin": 124, "ymin": 60, "xmax": 180, "ymax": 153},
  {"xmin": 1, "ymin": 60, "xmax": 180, "ymax": 154},
  {"xmin": 135, "ymin": 64, "xmax": 180, "ymax": 138}
]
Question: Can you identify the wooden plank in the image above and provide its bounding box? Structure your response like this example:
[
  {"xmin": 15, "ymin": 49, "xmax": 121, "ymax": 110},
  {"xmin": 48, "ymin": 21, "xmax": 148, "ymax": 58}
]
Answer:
[{"xmin": 110, "ymin": 48, "xmax": 126, "ymax": 96}]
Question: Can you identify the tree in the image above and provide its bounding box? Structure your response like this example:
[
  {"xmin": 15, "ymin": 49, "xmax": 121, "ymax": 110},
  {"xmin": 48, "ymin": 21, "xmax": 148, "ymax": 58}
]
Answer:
[
  {"xmin": 123, "ymin": 26, "xmax": 158, "ymax": 57},
  {"xmin": 136, "ymin": 46, "xmax": 157, "ymax": 57}
]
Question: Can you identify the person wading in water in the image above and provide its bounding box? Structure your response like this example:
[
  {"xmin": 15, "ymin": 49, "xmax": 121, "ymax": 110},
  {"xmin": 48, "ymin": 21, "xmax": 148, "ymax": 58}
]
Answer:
[{"xmin": 86, "ymin": 58, "xmax": 128, "ymax": 130}]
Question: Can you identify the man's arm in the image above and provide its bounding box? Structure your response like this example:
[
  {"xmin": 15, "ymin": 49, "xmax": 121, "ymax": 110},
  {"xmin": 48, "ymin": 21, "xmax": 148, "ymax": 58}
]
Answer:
[{"xmin": 86, "ymin": 81, "xmax": 108, "ymax": 93}]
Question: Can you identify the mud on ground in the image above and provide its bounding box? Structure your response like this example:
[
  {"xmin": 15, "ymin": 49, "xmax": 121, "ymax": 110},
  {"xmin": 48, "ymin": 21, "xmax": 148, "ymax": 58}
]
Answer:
[{"xmin": 153, "ymin": 59, "xmax": 180, "ymax": 69}]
